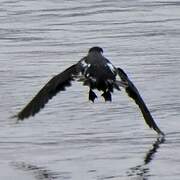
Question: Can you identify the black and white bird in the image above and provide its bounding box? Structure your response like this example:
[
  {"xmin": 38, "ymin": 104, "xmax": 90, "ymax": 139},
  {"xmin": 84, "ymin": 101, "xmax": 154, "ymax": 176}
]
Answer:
[{"xmin": 16, "ymin": 46, "xmax": 164, "ymax": 135}]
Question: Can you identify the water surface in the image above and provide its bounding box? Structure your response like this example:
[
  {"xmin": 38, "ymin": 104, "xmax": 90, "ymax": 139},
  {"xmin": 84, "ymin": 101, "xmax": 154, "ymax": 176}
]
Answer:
[{"xmin": 0, "ymin": 0, "xmax": 180, "ymax": 179}]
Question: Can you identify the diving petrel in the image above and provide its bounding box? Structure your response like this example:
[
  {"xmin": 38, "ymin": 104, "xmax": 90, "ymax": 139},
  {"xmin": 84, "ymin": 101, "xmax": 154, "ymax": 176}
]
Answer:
[{"xmin": 16, "ymin": 46, "xmax": 164, "ymax": 135}]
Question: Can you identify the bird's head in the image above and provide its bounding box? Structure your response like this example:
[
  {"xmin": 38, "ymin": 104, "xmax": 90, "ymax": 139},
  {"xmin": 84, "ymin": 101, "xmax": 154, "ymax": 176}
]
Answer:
[{"xmin": 88, "ymin": 46, "xmax": 103, "ymax": 54}]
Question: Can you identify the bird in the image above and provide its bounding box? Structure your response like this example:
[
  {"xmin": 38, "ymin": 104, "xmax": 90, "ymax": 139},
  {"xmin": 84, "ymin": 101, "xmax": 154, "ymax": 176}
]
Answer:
[{"xmin": 16, "ymin": 46, "xmax": 164, "ymax": 135}]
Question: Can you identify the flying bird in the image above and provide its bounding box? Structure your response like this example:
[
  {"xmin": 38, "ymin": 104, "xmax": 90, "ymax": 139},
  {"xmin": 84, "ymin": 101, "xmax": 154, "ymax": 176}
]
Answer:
[{"xmin": 16, "ymin": 46, "xmax": 164, "ymax": 135}]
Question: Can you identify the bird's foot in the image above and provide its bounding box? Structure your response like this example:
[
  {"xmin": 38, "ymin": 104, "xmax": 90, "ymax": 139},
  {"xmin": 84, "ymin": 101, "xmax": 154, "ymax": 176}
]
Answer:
[
  {"xmin": 102, "ymin": 91, "xmax": 112, "ymax": 101},
  {"xmin": 89, "ymin": 89, "xmax": 97, "ymax": 102}
]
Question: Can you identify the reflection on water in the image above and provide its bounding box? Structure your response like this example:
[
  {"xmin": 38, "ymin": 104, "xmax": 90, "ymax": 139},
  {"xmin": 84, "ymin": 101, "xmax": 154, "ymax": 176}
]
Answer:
[
  {"xmin": 12, "ymin": 162, "xmax": 59, "ymax": 180},
  {"xmin": 144, "ymin": 137, "xmax": 165, "ymax": 165},
  {"xmin": 0, "ymin": 0, "xmax": 180, "ymax": 179},
  {"xmin": 127, "ymin": 136, "xmax": 165, "ymax": 180}
]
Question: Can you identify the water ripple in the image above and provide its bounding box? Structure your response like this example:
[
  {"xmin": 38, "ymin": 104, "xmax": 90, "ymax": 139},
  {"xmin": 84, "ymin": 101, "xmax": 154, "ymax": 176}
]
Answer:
[{"xmin": 0, "ymin": 0, "xmax": 180, "ymax": 179}]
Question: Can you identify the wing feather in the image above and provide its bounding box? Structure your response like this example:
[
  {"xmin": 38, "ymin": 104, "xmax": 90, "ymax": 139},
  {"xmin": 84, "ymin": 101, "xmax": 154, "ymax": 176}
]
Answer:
[
  {"xmin": 117, "ymin": 68, "xmax": 164, "ymax": 135},
  {"xmin": 17, "ymin": 64, "xmax": 79, "ymax": 120}
]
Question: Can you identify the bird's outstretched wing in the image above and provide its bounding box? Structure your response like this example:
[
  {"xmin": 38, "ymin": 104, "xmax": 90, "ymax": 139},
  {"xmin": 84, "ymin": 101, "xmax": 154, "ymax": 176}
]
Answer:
[
  {"xmin": 117, "ymin": 68, "xmax": 164, "ymax": 135},
  {"xmin": 16, "ymin": 64, "xmax": 79, "ymax": 120}
]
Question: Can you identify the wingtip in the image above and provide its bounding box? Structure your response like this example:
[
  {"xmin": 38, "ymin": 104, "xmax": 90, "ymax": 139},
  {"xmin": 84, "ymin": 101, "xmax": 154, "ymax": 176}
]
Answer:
[
  {"xmin": 159, "ymin": 130, "xmax": 165, "ymax": 137},
  {"xmin": 9, "ymin": 114, "xmax": 23, "ymax": 124},
  {"xmin": 155, "ymin": 127, "xmax": 165, "ymax": 137},
  {"xmin": 10, "ymin": 114, "xmax": 18, "ymax": 120}
]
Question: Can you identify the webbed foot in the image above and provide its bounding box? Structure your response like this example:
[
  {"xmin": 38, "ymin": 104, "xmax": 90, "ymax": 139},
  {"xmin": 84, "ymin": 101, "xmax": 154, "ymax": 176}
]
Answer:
[
  {"xmin": 89, "ymin": 89, "xmax": 97, "ymax": 102},
  {"xmin": 101, "ymin": 91, "xmax": 112, "ymax": 101}
]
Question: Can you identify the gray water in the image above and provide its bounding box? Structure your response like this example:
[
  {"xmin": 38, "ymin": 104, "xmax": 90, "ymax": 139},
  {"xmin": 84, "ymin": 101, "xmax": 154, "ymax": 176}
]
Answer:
[{"xmin": 1, "ymin": 0, "xmax": 180, "ymax": 179}]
